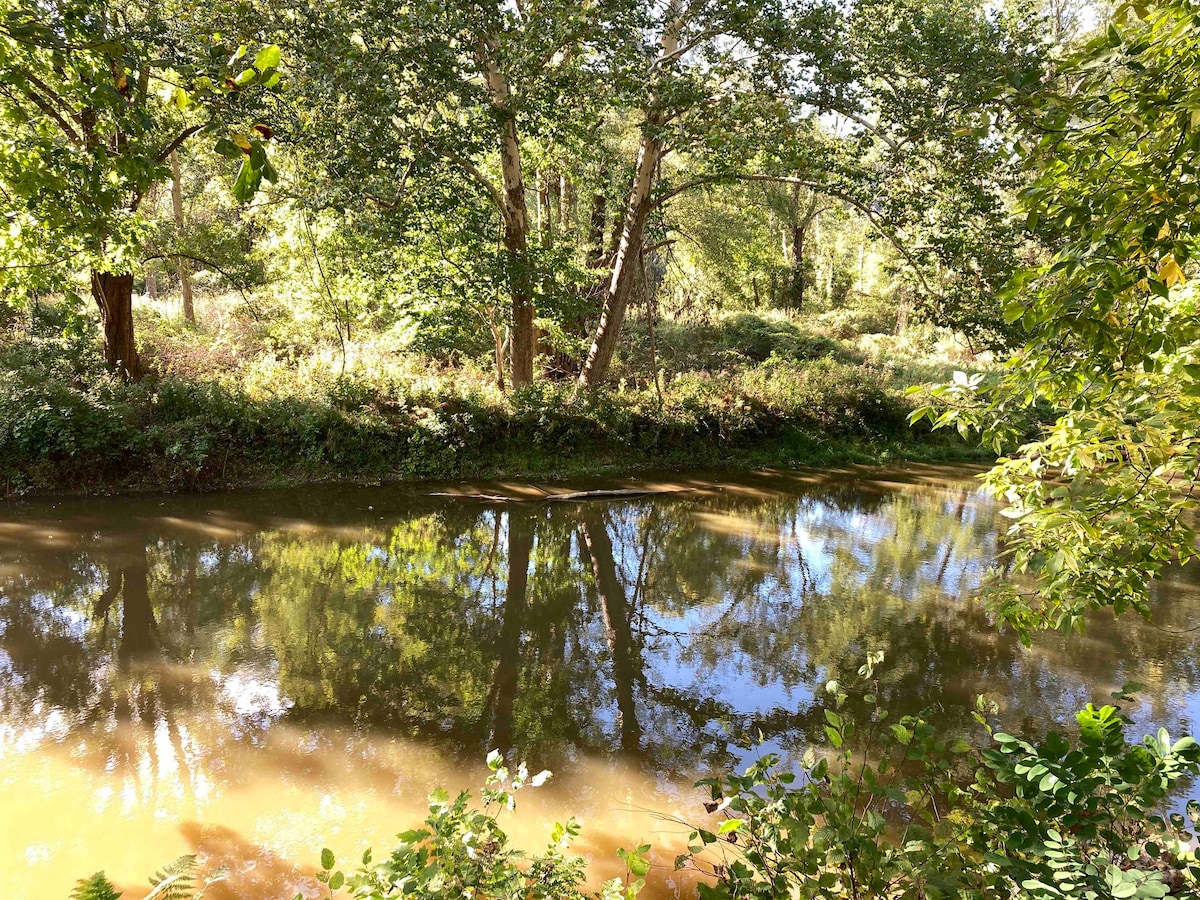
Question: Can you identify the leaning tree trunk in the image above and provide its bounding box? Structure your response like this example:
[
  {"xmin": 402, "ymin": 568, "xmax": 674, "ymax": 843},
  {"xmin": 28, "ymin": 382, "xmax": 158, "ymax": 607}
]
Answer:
[
  {"xmin": 577, "ymin": 121, "xmax": 667, "ymax": 389},
  {"xmin": 90, "ymin": 270, "xmax": 143, "ymax": 380},
  {"xmin": 579, "ymin": 3, "xmax": 682, "ymax": 390},
  {"xmin": 580, "ymin": 511, "xmax": 643, "ymax": 754}
]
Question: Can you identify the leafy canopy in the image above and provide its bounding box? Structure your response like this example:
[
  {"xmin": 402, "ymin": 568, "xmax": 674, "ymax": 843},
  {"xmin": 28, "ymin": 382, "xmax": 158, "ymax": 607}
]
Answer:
[
  {"xmin": 913, "ymin": 0, "xmax": 1200, "ymax": 637},
  {"xmin": 0, "ymin": 0, "xmax": 279, "ymax": 281}
]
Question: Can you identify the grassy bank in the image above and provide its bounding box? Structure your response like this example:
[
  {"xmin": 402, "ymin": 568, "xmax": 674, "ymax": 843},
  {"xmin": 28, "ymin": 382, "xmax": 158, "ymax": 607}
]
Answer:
[{"xmin": 0, "ymin": 304, "xmax": 992, "ymax": 496}]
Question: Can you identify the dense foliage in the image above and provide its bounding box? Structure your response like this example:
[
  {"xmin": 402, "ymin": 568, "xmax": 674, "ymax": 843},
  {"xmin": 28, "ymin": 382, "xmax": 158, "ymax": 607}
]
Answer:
[
  {"xmin": 13, "ymin": 0, "xmax": 1200, "ymax": 894},
  {"xmin": 914, "ymin": 0, "xmax": 1200, "ymax": 638},
  {"xmin": 692, "ymin": 661, "xmax": 1200, "ymax": 900},
  {"xmin": 0, "ymin": 303, "xmax": 978, "ymax": 493}
]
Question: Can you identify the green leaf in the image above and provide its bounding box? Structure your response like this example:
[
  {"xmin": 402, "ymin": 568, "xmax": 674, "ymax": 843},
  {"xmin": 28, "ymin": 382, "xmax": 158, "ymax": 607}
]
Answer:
[
  {"xmin": 320, "ymin": 848, "xmax": 334, "ymax": 871},
  {"xmin": 232, "ymin": 159, "xmax": 262, "ymax": 203},
  {"xmin": 213, "ymin": 137, "xmax": 241, "ymax": 158},
  {"xmin": 69, "ymin": 873, "xmax": 121, "ymax": 900},
  {"xmin": 254, "ymin": 44, "xmax": 281, "ymax": 73}
]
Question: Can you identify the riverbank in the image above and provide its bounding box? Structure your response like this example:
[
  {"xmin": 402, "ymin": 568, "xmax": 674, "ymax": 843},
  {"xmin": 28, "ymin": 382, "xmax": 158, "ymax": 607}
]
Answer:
[
  {"xmin": 0, "ymin": 369, "xmax": 989, "ymax": 498},
  {"xmin": 0, "ymin": 307, "xmax": 993, "ymax": 497}
]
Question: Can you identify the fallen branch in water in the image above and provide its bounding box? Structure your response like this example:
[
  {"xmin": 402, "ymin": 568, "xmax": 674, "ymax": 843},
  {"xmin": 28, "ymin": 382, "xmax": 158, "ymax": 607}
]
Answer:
[{"xmin": 428, "ymin": 487, "xmax": 690, "ymax": 503}]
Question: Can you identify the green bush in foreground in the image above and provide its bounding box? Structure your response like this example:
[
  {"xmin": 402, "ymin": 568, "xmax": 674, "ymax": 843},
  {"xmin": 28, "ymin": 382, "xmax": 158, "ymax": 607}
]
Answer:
[
  {"xmin": 689, "ymin": 655, "xmax": 1200, "ymax": 900},
  {"xmin": 309, "ymin": 752, "xmax": 648, "ymax": 900}
]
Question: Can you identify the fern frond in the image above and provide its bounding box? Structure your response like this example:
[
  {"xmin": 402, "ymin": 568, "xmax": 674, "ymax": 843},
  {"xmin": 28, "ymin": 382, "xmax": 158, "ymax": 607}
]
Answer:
[
  {"xmin": 144, "ymin": 855, "xmax": 197, "ymax": 900},
  {"xmin": 194, "ymin": 865, "xmax": 229, "ymax": 900},
  {"xmin": 69, "ymin": 872, "xmax": 122, "ymax": 900}
]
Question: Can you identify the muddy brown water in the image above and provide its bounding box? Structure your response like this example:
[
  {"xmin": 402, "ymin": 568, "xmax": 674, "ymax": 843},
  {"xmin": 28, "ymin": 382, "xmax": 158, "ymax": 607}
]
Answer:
[{"xmin": 2, "ymin": 466, "xmax": 1198, "ymax": 899}]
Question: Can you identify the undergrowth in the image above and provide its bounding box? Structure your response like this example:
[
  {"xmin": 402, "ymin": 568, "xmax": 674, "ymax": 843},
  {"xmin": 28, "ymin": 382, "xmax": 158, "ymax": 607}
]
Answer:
[{"xmin": 0, "ymin": 305, "xmax": 986, "ymax": 495}]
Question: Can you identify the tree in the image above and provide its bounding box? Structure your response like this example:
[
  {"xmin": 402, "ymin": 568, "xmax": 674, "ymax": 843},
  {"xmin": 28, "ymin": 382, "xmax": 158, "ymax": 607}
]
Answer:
[
  {"xmin": 576, "ymin": 0, "xmax": 1044, "ymax": 386},
  {"xmin": 916, "ymin": 0, "xmax": 1200, "ymax": 636},
  {"xmin": 578, "ymin": 0, "xmax": 841, "ymax": 386},
  {"xmin": 0, "ymin": 0, "xmax": 279, "ymax": 378},
  {"xmin": 287, "ymin": 0, "xmax": 631, "ymax": 387},
  {"xmin": 169, "ymin": 149, "xmax": 194, "ymax": 323}
]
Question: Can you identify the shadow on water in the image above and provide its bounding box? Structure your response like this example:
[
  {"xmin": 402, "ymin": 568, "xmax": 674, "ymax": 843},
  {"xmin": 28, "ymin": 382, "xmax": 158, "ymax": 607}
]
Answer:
[{"xmin": 1, "ymin": 465, "xmax": 1198, "ymax": 898}]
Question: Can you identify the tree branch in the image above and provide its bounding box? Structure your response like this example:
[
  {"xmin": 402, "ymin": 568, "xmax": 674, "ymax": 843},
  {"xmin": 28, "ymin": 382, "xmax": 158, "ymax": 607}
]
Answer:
[
  {"xmin": 140, "ymin": 252, "xmax": 262, "ymax": 321},
  {"xmin": 155, "ymin": 125, "xmax": 203, "ymax": 164},
  {"xmin": 838, "ymin": 110, "xmax": 901, "ymax": 152},
  {"xmin": 0, "ymin": 248, "xmax": 84, "ymax": 271},
  {"xmin": 650, "ymin": 28, "xmax": 718, "ymax": 72},
  {"xmin": 23, "ymin": 69, "xmax": 84, "ymax": 125},
  {"xmin": 364, "ymin": 158, "xmax": 417, "ymax": 210},
  {"xmin": 2, "ymin": 81, "xmax": 82, "ymax": 144},
  {"xmin": 440, "ymin": 147, "xmax": 508, "ymax": 223}
]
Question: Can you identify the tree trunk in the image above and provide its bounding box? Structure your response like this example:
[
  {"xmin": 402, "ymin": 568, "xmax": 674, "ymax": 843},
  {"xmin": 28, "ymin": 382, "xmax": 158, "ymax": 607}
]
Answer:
[
  {"xmin": 490, "ymin": 308, "xmax": 507, "ymax": 392},
  {"xmin": 559, "ymin": 173, "xmax": 575, "ymax": 234},
  {"xmin": 580, "ymin": 511, "xmax": 642, "ymax": 754},
  {"xmin": 791, "ymin": 223, "xmax": 806, "ymax": 310},
  {"xmin": 478, "ymin": 40, "xmax": 535, "ymax": 388},
  {"xmin": 534, "ymin": 171, "xmax": 553, "ymax": 360},
  {"xmin": 643, "ymin": 248, "xmax": 663, "ymax": 401},
  {"xmin": 579, "ymin": 3, "xmax": 682, "ymax": 390},
  {"xmin": 170, "ymin": 150, "xmax": 194, "ymax": 324},
  {"xmin": 787, "ymin": 186, "xmax": 822, "ymax": 311},
  {"xmin": 578, "ymin": 128, "xmax": 667, "ymax": 388},
  {"xmin": 490, "ymin": 510, "xmax": 533, "ymax": 754},
  {"xmin": 586, "ymin": 170, "xmax": 610, "ymax": 267},
  {"xmin": 501, "ymin": 142, "xmax": 535, "ymax": 388},
  {"xmin": 91, "ymin": 270, "xmax": 143, "ymax": 380},
  {"xmin": 537, "ymin": 170, "xmax": 557, "ymax": 248}
]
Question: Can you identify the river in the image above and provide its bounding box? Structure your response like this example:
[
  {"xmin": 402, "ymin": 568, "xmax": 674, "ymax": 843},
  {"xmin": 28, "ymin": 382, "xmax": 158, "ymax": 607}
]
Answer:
[{"xmin": 2, "ymin": 466, "xmax": 1198, "ymax": 898}]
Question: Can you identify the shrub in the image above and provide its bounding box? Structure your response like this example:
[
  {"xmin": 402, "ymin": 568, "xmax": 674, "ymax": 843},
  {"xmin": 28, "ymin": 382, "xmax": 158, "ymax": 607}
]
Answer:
[
  {"xmin": 684, "ymin": 656, "xmax": 1200, "ymax": 900},
  {"xmin": 0, "ymin": 303, "xmax": 979, "ymax": 494},
  {"xmin": 313, "ymin": 751, "xmax": 649, "ymax": 900},
  {"xmin": 813, "ymin": 302, "xmax": 901, "ymax": 340}
]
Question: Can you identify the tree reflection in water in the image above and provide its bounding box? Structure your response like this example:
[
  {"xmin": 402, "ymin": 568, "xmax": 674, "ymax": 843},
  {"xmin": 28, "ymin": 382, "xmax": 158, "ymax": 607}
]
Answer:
[{"xmin": 1, "ymin": 469, "xmax": 1198, "ymax": 898}]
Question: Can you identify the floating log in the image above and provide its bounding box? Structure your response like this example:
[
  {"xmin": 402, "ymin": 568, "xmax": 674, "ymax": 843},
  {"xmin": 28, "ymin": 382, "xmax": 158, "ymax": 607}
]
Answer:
[
  {"xmin": 428, "ymin": 487, "xmax": 689, "ymax": 503},
  {"xmin": 542, "ymin": 488, "xmax": 679, "ymax": 502}
]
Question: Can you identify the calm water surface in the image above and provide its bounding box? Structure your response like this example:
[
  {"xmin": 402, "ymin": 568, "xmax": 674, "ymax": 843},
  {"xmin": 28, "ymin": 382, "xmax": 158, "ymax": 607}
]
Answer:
[{"xmin": 2, "ymin": 467, "xmax": 1199, "ymax": 899}]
